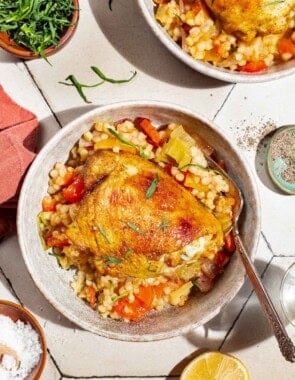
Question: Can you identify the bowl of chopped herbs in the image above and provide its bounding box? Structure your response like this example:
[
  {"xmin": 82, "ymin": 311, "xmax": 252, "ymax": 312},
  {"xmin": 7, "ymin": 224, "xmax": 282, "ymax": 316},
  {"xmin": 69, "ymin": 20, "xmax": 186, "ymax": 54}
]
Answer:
[{"xmin": 0, "ymin": 0, "xmax": 79, "ymax": 60}]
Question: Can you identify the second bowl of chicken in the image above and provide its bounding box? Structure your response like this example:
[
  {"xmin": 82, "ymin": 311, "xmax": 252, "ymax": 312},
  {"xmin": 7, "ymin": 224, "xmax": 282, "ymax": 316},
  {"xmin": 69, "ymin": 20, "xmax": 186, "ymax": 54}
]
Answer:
[{"xmin": 138, "ymin": 0, "xmax": 295, "ymax": 83}]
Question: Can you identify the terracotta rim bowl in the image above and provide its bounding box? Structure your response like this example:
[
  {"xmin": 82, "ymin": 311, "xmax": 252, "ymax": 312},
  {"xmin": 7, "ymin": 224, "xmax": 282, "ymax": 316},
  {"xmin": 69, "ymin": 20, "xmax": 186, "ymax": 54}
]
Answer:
[
  {"xmin": 17, "ymin": 101, "xmax": 261, "ymax": 341},
  {"xmin": 137, "ymin": 0, "xmax": 295, "ymax": 83},
  {"xmin": 0, "ymin": 0, "xmax": 79, "ymax": 59},
  {"xmin": 0, "ymin": 300, "xmax": 47, "ymax": 379}
]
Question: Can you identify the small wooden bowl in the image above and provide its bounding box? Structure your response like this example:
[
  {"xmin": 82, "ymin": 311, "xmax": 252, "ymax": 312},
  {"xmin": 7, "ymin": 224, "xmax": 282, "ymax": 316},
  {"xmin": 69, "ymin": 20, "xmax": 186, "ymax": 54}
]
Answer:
[
  {"xmin": 0, "ymin": 300, "xmax": 47, "ymax": 380},
  {"xmin": 0, "ymin": 0, "xmax": 79, "ymax": 59}
]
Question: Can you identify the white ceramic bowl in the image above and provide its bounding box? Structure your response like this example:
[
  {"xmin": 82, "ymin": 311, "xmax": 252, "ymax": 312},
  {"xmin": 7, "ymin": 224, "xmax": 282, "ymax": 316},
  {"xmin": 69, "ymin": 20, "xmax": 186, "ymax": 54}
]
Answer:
[
  {"xmin": 17, "ymin": 101, "xmax": 260, "ymax": 341},
  {"xmin": 138, "ymin": 0, "xmax": 295, "ymax": 83}
]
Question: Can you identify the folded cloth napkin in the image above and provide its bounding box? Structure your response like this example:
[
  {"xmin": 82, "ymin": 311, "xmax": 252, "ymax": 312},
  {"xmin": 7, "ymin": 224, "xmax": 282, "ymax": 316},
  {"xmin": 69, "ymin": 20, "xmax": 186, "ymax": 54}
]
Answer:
[{"xmin": 0, "ymin": 86, "xmax": 38, "ymax": 239}]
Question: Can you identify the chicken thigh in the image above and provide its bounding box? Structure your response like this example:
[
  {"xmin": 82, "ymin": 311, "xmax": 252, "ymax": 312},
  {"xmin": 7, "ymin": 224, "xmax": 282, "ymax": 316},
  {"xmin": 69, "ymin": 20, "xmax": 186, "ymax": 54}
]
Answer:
[
  {"xmin": 204, "ymin": 0, "xmax": 295, "ymax": 40},
  {"xmin": 67, "ymin": 151, "xmax": 223, "ymax": 261}
]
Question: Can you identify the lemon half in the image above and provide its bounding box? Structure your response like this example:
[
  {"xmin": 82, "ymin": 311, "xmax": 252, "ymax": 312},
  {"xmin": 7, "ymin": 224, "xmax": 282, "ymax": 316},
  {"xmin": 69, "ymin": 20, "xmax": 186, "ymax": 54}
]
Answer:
[{"xmin": 180, "ymin": 351, "xmax": 250, "ymax": 380}]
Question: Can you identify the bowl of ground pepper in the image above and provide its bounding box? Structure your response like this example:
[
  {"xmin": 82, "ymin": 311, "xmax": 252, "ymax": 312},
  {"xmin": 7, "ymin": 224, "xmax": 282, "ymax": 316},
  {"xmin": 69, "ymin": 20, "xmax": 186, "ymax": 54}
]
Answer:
[
  {"xmin": 0, "ymin": 0, "xmax": 79, "ymax": 60},
  {"xmin": 0, "ymin": 300, "xmax": 47, "ymax": 380},
  {"xmin": 267, "ymin": 125, "xmax": 295, "ymax": 195}
]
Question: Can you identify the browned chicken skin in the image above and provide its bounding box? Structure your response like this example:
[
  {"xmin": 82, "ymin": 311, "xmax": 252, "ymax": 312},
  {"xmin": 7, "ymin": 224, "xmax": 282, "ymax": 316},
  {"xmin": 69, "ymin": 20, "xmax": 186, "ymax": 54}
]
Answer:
[
  {"xmin": 67, "ymin": 151, "xmax": 223, "ymax": 261},
  {"xmin": 204, "ymin": 0, "xmax": 295, "ymax": 40}
]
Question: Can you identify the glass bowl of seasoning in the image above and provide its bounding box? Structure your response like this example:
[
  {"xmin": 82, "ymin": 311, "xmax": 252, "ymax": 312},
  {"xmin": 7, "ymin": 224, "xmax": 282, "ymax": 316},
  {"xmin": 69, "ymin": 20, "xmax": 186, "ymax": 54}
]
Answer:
[
  {"xmin": 267, "ymin": 125, "xmax": 295, "ymax": 195},
  {"xmin": 0, "ymin": 300, "xmax": 47, "ymax": 380},
  {"xmin": 280, "ymin": 262, "xmax": 295, "ymax": 327},
  {"xmin": 0, "ymin": 0, "xmax": 79, "ymax": 60}
]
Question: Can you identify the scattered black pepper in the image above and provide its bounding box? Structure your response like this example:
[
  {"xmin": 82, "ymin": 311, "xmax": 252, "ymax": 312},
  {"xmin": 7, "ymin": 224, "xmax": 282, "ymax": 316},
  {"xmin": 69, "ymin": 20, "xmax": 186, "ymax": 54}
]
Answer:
[{"xmin": 234, "ymin": 120, "xmax": 277, "ymax": 151}]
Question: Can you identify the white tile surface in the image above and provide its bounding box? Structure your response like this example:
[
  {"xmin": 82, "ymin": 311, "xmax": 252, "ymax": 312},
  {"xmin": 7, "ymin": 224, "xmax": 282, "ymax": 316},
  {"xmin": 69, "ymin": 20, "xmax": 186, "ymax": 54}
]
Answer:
[
  {"xmin": 221, "ymin": 257, "xmax": 295, "ymax": 380},
  {"xmin": 25, "ymin": 0, "xmax": 232, "ymax": 126},
  {"xmin": 0, "ymin": 0, "xmax": 295, "ymax": 378},
  {"xmin": 215, "ymin": 80, "xmax": 295, "ymax": 256}
]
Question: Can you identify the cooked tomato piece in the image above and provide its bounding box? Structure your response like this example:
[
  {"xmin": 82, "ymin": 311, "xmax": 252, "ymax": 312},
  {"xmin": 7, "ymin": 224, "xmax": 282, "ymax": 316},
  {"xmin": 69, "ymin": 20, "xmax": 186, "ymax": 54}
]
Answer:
[
  {"xmin": 46, "ymin": 235, "xmax": 69, "ymax": 248},
  {"xmin": 224, "ymin": 232, "xmax": 236, "ymax": 254},
  {"xmin": 62, "ymin": 176, "xmax": 85, "ymax": 203},
  {"xmin": 215, "ymin": 250, "xmax": 229, "ymax": 268},
  {"xmin": 238, "ymin": 60, "xmax": 267, "ymax": 73},
  {"xmin": 278, "ymin": 38, "xmax": 295, "ymax": 57}
]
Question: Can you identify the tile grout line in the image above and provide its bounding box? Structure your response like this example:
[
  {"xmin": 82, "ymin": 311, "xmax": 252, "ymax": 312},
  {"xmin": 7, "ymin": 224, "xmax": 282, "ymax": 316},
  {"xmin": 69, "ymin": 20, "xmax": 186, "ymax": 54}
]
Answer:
[
  {"xmin": 213, "ymin": 84, "xmax": 236, "ymax": 120},
  {"xmin": 218, "ymin": 254, "xmax": 274, "ymax": 350},
  {"xmin": 22, "ymin": 61, "xmax": 63, "ymax": 129},
  {"xmin": 47, "ymin": 347, "xmax": 63, "ymax": 377},
  {"xmin": 273, "ymin": 254, "xmax": 295, "ymax": 257},
  {"xmin": 0, "ymin": 265, "xmax": 23, "ymax": 306},
  {"xmin": 260, "ymin": 254, "xmax": 274, "ymax": 279},
  {"xmin": 261, "ymin": 231, "xmax": 275, "ymax": 256}
]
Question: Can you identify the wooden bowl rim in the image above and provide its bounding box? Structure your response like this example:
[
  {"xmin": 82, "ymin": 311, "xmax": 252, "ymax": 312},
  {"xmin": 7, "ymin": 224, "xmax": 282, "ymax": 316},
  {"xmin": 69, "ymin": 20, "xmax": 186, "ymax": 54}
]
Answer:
[
  {"xmin": 0, "ymin": 300, "xmax": 47, "ymax": 379},
  {"xmin": 0, "ymin": 0, "xmax": 79, "ymax": 59}
]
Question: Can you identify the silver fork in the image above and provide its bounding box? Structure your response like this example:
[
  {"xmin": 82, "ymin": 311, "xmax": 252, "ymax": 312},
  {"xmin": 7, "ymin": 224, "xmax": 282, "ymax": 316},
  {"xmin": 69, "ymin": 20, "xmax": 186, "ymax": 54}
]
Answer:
[{"xmin": 206, "ymin": 154, "xmax": 295, "ymax": 363}]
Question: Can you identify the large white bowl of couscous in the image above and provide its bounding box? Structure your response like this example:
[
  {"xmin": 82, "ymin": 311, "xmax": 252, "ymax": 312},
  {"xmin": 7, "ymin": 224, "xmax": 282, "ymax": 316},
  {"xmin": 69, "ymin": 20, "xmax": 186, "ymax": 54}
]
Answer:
[
  {"xmin": 17, "ymin": 101, "xmax": 260, "ymax": 341},
  {"xmin": 138, "ymin": 0, "xmax": 295, "ymax": 83}
]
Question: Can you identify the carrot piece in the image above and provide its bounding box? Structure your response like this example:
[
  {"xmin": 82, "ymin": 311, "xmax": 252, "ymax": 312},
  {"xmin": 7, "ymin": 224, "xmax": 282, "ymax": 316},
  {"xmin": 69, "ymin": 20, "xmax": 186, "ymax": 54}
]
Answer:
[
  {"xmin": 113, "ymin": 298, "xmax": 149, "ymax": 321},
  {"xmin": 135, "ymin": 118, "xmax": 162, "ymax": 147},
  {"xmin": 135, "ymin": 285, "xmax": 154, "ymax": 308},
  {"xmin": 278, "ymin": 38, "xmax": 295, "ymax": 57},
  {"xmin": 238, "ymin": 60, "xmax": 267, "ymax": 73},
  {"xmin": 42, "ymin": 196, "xmax": 57, "ymax": 212},
  {"xmin": 153, "ymin": 283, "xmax": 166, "ymax": 298},
  {"xmin": 87, "ymin": 285, "xmax": 97, "ymax": 309}
]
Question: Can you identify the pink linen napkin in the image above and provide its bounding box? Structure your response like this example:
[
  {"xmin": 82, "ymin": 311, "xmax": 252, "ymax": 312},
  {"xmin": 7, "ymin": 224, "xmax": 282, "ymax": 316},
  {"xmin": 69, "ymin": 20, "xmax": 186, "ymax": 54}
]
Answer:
[{"xmin": 0, "ymin": 86, "xmax": 38, "ymax": 239}]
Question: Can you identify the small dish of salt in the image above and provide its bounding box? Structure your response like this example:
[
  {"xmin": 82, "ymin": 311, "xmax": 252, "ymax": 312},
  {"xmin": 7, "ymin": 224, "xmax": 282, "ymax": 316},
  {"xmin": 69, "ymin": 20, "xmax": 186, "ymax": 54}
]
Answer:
[
  {"xmin": 267, "ymin": 125, "xmax": 295, "ymax": 195},
  {"xmin": 0, "ymin": 301, "xmax": 46, "ymax": 380}
]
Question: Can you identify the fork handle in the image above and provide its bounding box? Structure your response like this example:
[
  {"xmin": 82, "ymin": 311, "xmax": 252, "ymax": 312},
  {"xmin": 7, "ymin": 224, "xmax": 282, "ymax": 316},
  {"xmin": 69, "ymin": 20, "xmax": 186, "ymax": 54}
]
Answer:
[{"xmin": 234, "ymin": 234, "xmax": 295, "ymax": 363}]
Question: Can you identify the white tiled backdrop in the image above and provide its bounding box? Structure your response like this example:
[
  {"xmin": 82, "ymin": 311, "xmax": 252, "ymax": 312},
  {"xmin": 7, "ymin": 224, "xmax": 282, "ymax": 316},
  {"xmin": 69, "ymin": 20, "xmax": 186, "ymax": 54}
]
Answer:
[{"xmin": 0, "ymin": 1, "xmax": 294, "ymax": 379}]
